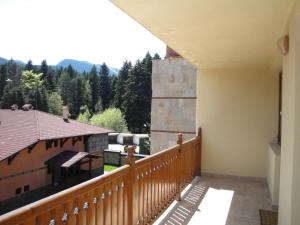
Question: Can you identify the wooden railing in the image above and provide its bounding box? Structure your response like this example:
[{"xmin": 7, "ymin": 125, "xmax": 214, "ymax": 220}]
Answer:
[{"xmin": 0, "ymin": 128, "xmax": 202, "ymax": 225}]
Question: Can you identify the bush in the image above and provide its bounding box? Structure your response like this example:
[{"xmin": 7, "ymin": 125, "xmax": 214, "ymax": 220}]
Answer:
[
  {"xmin": 77, "ymin": 105, "xmax": 91, "ymax": 123},
  {"xmin": 90, "ymin": 108, "xmax": 128, "ymax": 132}
]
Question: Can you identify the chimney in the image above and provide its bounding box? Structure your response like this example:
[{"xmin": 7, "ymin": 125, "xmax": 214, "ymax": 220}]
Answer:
[
  {"xmin": 165, "ymin": 46, "xmax": 182, "ymax": 59},
  {"xmin": 22, "ymin": 104, "xmax": 33, "ymax": 111},
  {"xmin": 11, "ymin": 104, "xmax": 18, "ymax": 111},
  {"xmin": 63, "ymin": 106, "xmax": 70, "ymax": 122}
]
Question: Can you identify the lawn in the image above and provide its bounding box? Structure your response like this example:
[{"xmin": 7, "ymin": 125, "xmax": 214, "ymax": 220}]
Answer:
[{"xmin": 104, "ymin": 164, "xmax": 118, "ymax": 172}]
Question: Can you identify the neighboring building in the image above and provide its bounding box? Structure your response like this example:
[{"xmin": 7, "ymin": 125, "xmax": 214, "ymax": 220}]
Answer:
[
  {"xmin": 151, "ymin": 48, "xmax": 197, "ymax": 153},
  {"xmin": 0, "ymin": 109, "xmax": 111, "ymax": 202}
]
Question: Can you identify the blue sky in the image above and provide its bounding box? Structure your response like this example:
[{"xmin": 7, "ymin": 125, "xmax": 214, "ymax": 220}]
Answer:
[{"xmin": 0, "ymin": 0, "xmax": 166, "ymax": 68}]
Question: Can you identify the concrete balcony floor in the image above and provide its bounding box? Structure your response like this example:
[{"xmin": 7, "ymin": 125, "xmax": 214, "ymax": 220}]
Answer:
[{"xmin": 154, "ymin": 175, "xmax": 273, "ymax": 225}]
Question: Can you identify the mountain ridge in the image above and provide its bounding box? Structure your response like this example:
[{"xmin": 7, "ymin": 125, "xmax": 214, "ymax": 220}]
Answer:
[{"xmin": 0, "ymin": 57, "xmax": 118, "ymax": 75}]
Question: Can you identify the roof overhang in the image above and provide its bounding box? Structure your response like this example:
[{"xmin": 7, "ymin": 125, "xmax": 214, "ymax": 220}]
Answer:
[
  {"xmin": 46, "ymin": 151, "xmax": 89, "ymax": 168},
  {"xmin": 111, "ymin": 0, "xmax": 294, "ymax": 69}
]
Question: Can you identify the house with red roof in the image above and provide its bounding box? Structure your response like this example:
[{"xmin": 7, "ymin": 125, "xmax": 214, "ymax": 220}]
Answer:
[{"xmin": 0, "ymin": 108, "xmax": 111, "ymax": 202}]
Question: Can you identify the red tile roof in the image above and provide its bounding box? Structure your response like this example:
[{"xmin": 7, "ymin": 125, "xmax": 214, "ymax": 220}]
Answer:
[{"xmin": 0, "ymin": 110, "xmax": 111, "ymax": 162}]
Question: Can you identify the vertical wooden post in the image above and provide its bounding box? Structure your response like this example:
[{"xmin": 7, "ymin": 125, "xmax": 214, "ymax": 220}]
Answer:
[
  {"xmin": 88, "ymin": 158, "xmax": 92, "ymax": 178},
  {"xmin": 177, "ymin": 133, "xmax": 183, "ymax": 201},
  {"xmin": 126, "ymin": 146, "xmax": 136, "ymax": 225},
  {"xmin": 198, "ymin": 127, "xmax": 202, "ymax": 176}
]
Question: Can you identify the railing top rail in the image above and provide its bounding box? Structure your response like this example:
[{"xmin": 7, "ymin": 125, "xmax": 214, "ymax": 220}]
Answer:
[
  {"xmin": 0, "ymin": 164, "xmax": 130, "ymax": 224},
  {"xmin": 134, "ymin": 144, "xmax": 180, "ymax": 167}
]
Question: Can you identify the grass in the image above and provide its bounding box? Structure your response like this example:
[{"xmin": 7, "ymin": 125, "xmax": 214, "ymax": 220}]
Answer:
[{"xmin": 104, "ymin": 164, "xmax": 118, "ymax": 172}]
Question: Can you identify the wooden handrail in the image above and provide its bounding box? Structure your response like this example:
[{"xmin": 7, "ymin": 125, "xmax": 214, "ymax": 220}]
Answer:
[{"xmin": 0, "ymin": 128, "xmax": 202, "ymax": 225}]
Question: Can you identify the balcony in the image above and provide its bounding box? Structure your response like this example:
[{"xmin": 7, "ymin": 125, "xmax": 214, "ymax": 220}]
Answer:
[
  {"xmin": 0, "ymin": 128, "xmax": 273, "ymax": 225},
  {"xmin": 0, "ymin": 130, "xmax": 201, "ymax": 225}
]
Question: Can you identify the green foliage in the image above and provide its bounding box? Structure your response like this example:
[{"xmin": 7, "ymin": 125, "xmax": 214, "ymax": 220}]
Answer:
[
  {"xmin": 114, "ymin": 61, "xmax": 131, "ymax": 109},
  {"xmin": 48, "ymin": 92, "xmax": 63, "ymax": 115},
  {"xmin": 0, "ymin": 65, "xmax": 7, "ymax": 100},
  {"xmin": 21, "ymin": 70, "xmax": 44, "ymax": 109},
  {"xmin": 90, "ymin": 108, "xmax": 128, "ymax": 132},
  {"xmin": 21, "ymin": 70, "xmax": 43, "ymax": 92},
  {"xmin": 25, "ymin": 60, "xmax": 34, "ymax": 71},
  {"xmin": 0, "ymin": 52, "xmax": 161, "ymax": 133},
  {"xmin": 77, "ymin": 105, "xmax": 91, "ymax": 123},
  {"xmin": 88, "ymin": 65, "xmax": 100, "ymax": 112},
  {"xmin": 99, "ymin": 63, "xmax": 111, "ymax": 110}
]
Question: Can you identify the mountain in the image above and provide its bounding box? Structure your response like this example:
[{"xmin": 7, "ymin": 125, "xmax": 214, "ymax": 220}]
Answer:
[
  {"xmin": 56, "ymin": 59, "xmax": 118, "ymax": 75},
  {"xmin": 0, "ymin": 57, "xmax": 119, "ymax": 75},
  {"xmin": 0, "ymin": 57, "xmax": 25, "ymax": 66}
]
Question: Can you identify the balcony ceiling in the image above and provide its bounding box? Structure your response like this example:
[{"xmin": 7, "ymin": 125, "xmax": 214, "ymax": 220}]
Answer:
[{"xmin": 111, "ymin": 0, "xmax": 294, "ymax": 69}]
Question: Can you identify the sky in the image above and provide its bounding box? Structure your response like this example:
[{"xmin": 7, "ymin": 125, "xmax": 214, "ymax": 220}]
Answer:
[{"xmin": 0, "ymin": 0, "xmax": 166, "ymax": 68}]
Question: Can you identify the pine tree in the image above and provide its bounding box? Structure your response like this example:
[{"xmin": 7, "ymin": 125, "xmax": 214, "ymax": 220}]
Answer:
[
  {"xmin": 141, "ymin": 52, "xmax": 153, "ymax": 132},
  {"xmin": 153, "ymin": 53, "xmax": 161, "ymax": 60},
  {"xmin": 0, "ymin": 85, "xmax": 24, "ymax": 109},
  {"xmin": 40, "ymin": 60, "xmax": 54, "ymax": 91},
  {"xmin": 99, "ymin": 63, "xmax": 111, "ymax": 109},
  {"xmin": 122, "ymin": 60, "xmax": 143, "ymax": 132},
  {"xmin": 25, "ymin": 60, "xmax": 34, "ymax": 71},
  {"xmin": 0, "ymin": 65, "xmax": 7, "ymax": 101},
  {"xmin": 7, "ymin": 59, "xmax": 21, "ymax": 85},
  {"xmin": 67, "ymin": 65, "xmax": 75, "ymax": 79},
  {"xmin": 88, "ymin": 65, "xmax": 100, "ymax": 112},
  {"xmin": 114, "ymin": 61, "xmax": 132, "ymax": 110},
  {"xmin": 59, "ymin": 72, "xmax": 73, "ymax": 112},
  {"xmin": 110, "ymin": 75, "xmax": 118, "ymax": 106}
]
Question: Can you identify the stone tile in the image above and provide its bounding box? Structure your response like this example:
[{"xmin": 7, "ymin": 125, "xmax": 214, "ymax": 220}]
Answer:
[{"xmin": 154, "ymin": 175, "xmax": 272, "ymax": 225}]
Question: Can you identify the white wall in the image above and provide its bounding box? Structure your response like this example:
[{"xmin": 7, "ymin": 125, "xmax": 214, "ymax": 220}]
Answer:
[{"xmin": 197, "ymin": 69, "xmax": 278, "ymax": 177}]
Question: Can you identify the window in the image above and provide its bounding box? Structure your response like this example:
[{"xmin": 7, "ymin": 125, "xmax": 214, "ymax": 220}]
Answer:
[
  {"xmin": 15, "ymin": 187, "xmax": 22, "ymax": 195},
  {"xmin": 24, "ymin": 185, "xmax": 30, "ymax": 192}
]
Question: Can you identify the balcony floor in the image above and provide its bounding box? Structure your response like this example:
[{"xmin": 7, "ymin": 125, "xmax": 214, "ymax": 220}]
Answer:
[{"xmin": 154, "ymin": 175, "xmax": 273, "ymax": 225}]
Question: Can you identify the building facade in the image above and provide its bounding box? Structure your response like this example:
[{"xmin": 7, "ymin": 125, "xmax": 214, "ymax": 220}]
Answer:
[{"xmin": 0, "ymin": 109, "xmax": 110, "ymax": 202}]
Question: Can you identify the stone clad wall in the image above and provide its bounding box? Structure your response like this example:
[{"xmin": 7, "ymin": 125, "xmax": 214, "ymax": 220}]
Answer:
[{"xmin": 151, "ymin": 58, "xmax": 197, "ymax": 154}]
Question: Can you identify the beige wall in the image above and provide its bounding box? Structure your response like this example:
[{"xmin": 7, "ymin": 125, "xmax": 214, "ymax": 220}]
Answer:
[
  {"xmin": 197, "ymin": 68, "xmax": 278, "ymax": 177},
  {"xmin": 267, "ymin": 143, "xmax": 281, "ymax": 206},
  {"xmin": 278, "ymin": 1, "xmax": 300, "ymax": 224}
]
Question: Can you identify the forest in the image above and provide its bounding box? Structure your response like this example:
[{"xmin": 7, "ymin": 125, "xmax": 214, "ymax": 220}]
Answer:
[{"xmin": 0, "ymin": 52, "xmax": 161, "ymax": 133}]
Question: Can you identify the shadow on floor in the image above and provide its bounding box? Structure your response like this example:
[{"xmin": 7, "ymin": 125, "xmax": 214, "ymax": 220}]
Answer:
[{"xmin": 157, "ymin": 178, "xmax": 208, "ymax": 225}]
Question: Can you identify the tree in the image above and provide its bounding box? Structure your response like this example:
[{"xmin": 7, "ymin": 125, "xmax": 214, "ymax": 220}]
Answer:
[
  {"xmin": 21, "ymin": 70, "xmax": 43, "ymax": 108},
  {"xmin": 122, "ymin": 60, "xmax": 142, "ymax": 132},
  {"xmin": 48, "ymin": 92, "xmax": 63, "ymax": 115},
  {"xmin": 90, "ymin": 108, "xmax": 128, "ymax": 132},
  {"xmin": 59, "ymin": 72, "xmax": 74, "ymax": 114},
  {"xmin": 88, "ymin": 65, "xmax": 100, "ymax": 112},
  {"xmin": 114, "ymin": 61, "xmax": 132, "ymax": 109},
  {"xmin": 0, "ymin": 65, "xmax": 7, "ymax": 101},
  {"xmin": 153, "ymin": 53, "xmax": 161, "ymax": 60},
  {"xmin": 0, "ymin": 85, "xmax": 24, "ymax": 108},
  {"xmin": 40, "ymin": 60, "xmax": 54, "ymax": 91},
  {"xmin": 140, "ymin": 52, "xmax": 153, "ymax": 132},
  {"xmin": 99, "ymin": 63, "xmax": 111, "ymax": 109},
  {"xmin": 67, "ymin": 65, "xmax": 75, "ymax": 79},
  {"xmin": 7, "ymin": 59, "xmax": 21, "ymax": 85},
  {"xmin": 25, "ymin": 60, "xmax": 34, "ymax": 71}
]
